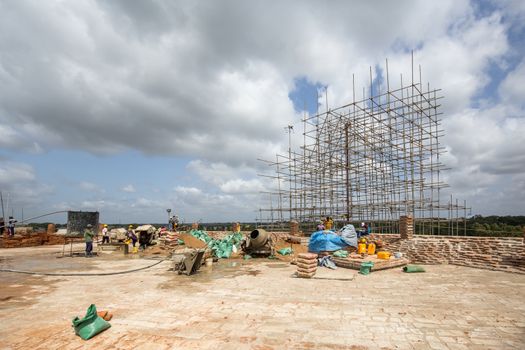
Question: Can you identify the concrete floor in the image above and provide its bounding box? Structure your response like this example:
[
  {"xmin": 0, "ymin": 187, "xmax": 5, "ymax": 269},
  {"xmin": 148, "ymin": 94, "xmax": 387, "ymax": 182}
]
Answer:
[{"xmin": 1, "ymin": 244, "xmax": 524, "ymax": 349}]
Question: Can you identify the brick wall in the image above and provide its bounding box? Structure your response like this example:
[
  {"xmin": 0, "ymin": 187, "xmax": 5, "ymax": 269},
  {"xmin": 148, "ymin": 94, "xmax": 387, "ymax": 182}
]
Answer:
[
  {"xmin": 0, "ymin": 233, "xmax": 82, "ymax": 248},
  {"xmin": 373, "ymin": 234, "xmax": 525, "ymax": 274}
]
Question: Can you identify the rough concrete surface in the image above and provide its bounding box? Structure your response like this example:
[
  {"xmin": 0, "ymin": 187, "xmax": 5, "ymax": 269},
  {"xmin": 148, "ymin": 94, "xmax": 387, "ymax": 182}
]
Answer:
[{"xmin": 1, "ymin": 244, "xmax": 524, "ymax": 349}]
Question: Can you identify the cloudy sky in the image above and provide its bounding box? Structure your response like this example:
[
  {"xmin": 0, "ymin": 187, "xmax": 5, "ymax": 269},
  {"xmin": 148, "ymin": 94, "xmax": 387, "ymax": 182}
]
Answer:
[{"xmin": 0, "ymin": 0, "xmax": 524, "ymax": 224}]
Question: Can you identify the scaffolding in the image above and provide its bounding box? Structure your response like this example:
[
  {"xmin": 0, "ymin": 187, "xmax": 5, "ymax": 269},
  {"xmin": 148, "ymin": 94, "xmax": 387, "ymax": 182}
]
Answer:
[{"xmin": 258, "ymin": 57, "xmax": 470, "ymax": 235}]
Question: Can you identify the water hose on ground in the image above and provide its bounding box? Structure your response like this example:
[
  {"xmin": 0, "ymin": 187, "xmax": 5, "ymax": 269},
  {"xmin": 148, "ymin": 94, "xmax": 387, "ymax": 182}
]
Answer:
[{"xmin": 0, "ymin": 258, "xmax": 168, "ymax": 277}]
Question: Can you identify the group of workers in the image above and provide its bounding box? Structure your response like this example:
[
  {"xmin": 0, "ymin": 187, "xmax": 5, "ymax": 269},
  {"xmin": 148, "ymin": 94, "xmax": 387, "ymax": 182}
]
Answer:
[
  {"xmin": 317, "ymin": 216, "xmax": 371, "ymax": 236},
  {"xmin": 83, "ymin": 223, "xmax": 144, "ymax": 257},
  {"xmin": 0, "ymin": 216, "xmax": 17, "ymax": 237},
  {"xmin": 82, "ymin": 213, "xmax": 182, "ymax": 257}
]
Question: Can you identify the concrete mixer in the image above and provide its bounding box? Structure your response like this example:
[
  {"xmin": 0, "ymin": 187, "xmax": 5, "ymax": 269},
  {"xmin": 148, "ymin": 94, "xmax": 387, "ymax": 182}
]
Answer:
[{"xmin": 242, "ymin": 228, "xmax": 274, "ymax": 256}]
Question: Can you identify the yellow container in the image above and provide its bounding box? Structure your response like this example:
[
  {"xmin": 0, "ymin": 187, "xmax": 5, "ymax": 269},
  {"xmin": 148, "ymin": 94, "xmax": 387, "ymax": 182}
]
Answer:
[
  {"xmin": 377, "ymin": 251, "xmax": 390, "ymax": 260},
  {"xmin": 358, "ymin": 243, "xmax": 367, "ymax": 254},
  {"xmin": 367, "ymin": 242, "xmax": 376, "ymax": 255}
]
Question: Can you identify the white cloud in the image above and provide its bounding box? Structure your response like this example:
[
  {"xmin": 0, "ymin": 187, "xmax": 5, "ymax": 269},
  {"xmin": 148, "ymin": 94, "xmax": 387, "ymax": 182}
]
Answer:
[
  {"xmin": 174, "ymin": 186, "xmax": 202, "ymax": 196},
  {"xmin": 121, "ymin": 184, "xmax": 136, "ymax": 193},
  {"xmin": 0, "ymin": 1, "xmax": 523, "ymax": 219},
  {"xmin": 499, "ymin": 58, "xmax": 525, "ymax": 108},
  {"xmin": 79, "ymin": 181, "xmax": 105, "ymax": 193},
  {"xmin": 0, "ymin": 161, "xmax": 35, "ymax": 183},
  {"xmin": 220, "ymin": 178, "xmax": 265, "ymax": 194}
]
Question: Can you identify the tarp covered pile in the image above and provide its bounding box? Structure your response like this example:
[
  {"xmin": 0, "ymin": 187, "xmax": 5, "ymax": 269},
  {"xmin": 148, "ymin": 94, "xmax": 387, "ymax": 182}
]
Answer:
[
  {"xmin": 307, "ymin": 224, "xmax": 358, "ymax": 253},
  {"xmin": 189, "ymin": 229, "xmax": 243, "ymax": 258},
  {"xmin": 308, "ymin": 230, "xmax": 349, "ymax": 252}
]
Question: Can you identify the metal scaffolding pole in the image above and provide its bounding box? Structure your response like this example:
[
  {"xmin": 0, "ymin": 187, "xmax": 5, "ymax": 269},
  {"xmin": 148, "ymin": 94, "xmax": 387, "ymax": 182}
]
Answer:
[{"xmin": 258, "ymin": 57, "xmax": 469, "ymax": 234}]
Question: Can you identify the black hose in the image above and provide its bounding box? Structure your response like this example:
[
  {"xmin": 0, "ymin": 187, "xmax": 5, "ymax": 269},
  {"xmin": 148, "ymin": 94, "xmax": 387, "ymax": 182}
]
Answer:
[{"xmin": 0, "ymin": 258, "xmax": 168, "ymax": 276}]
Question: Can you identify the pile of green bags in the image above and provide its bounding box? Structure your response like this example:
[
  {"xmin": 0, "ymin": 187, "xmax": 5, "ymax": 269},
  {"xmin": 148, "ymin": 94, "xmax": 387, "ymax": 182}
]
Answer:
[{"xmin": 189, "ymin": 230, "xmax": 243, "ymax": 259}]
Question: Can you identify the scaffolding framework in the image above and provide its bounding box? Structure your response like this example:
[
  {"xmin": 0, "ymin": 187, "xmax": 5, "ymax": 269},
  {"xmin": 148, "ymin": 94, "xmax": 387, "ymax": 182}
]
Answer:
[{"xmin": 259, "ymin": 58, "xmax": 470, "ymax": 235}]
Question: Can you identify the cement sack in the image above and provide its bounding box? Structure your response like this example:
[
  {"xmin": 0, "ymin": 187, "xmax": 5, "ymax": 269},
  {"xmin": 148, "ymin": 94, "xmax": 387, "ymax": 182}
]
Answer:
[
  {"xmin": 296, "ymin": 261, "xmax": 318, "ymax": 270},
  {"xmin": 296, "ymin": 271, "xmax": 316, "ymax": 278},
  {"xmin": 296, "ymin": 257, "xmax": 318, "ymax": 265},
  {"xmin": 297, "ymin": 266, "xmax": 317, "ymax": 274},
  {"xmin": 298, "ymin": 252, "xmax": 318, "ymax": 260}
]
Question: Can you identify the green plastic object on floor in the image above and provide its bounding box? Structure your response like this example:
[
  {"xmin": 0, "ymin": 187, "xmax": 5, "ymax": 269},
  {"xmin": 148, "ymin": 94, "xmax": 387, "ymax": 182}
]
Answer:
[
  {"xmin": 277, "ymin": 247, "xmax": 293, "ymax": 255},
  {"xmin": 243, "ymin": 254, "xmax": 252, "ymax": 260},
  {"xmin": 333, "ymin": 250, "xmax": 349, "ymax": 258},
  {"xmin": 359, "ymin": 261, "xmax": 374, "ymax": 275},
  {"xmin": 403, "ymin": 265, "xmax": 426, "ymax": 273},
  {"xmin": 72, "ymin": 304, "xmax": 111, "ymax": 340}
]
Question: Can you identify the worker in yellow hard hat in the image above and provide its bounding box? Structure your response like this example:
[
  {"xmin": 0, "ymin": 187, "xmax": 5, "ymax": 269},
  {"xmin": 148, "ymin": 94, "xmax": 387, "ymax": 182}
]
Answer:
[
  {"xmin": 126, "ymin": 225, "xmax": 137, "ymax": 253},
  {"xmin": 102, "ymin": 224, "xmax": 109, "ymax": 244}
]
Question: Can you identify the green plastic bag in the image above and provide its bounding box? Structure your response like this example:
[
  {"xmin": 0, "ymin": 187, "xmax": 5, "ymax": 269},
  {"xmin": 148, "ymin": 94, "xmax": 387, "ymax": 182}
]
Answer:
[
  {"xmin": 72, "ymin": 304, "xmax": 111, "ymax": 340},
  {"xmin": 333, "ymin": 250, "xmax": 348, "ymax": 258},
  {"xmin": 277, "ymin": 247, "xmax": 293, "ymax": 255},
  {"xmin": 403, "ymin": 265, "xmax": 426, "ymax": 273}
]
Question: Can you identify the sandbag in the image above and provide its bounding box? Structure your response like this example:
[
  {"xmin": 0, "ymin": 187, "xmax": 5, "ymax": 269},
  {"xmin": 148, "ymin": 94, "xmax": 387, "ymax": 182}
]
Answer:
[
  {"xmin": 72, "ymin": 304, "xmax": 111, "ymax": 340},
  {"xmin": 403, "ymin": 265, "xmax": 426, "ymax": 273}
]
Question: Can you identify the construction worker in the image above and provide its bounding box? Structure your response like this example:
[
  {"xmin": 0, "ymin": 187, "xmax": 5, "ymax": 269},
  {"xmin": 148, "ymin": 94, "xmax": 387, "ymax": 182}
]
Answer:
[
  {"xmin": 126, "ymin": 225, "xmax": 138, "ymax": 252},
  {"xmin": 324, "ymin": 216, "xmax": 334, "ymax": 230},
  {"xmin": 173, "ymin": 215, "xmax": 180, "ymax": 231},
  {"xmin": 168, "ymin": 216, "xmax": 173, "ymax": 231},
  {"xmin": 7, "ymin": 216, "xmax": 16, "ymax": 237},
  {"xmin": 84, "ymin": 224, "xmax": 95, "ymax": 257},
  {"xmin": 101, "ymin": 224, "xmax": 109, "ymax": 244}
]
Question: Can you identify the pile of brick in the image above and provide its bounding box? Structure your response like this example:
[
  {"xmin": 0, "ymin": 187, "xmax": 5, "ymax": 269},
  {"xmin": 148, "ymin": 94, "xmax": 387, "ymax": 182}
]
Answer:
[
  {"xmin": 296, "ymin": 253, "xmax": 318, "ymax": 278},
  {"xmin": 399, "ymin": 215, "xmax": 414, "ymax": 239}
]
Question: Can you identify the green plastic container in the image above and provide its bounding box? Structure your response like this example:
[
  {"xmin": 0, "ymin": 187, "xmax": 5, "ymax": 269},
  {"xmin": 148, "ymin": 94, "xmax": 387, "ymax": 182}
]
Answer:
[{"xmin": 359, "ymin": 261, "xmax": 374, "ymax": 275}]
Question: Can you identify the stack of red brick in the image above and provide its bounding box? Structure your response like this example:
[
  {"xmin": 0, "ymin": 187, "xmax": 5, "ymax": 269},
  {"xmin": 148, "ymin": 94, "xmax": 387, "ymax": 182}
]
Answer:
[{"xmin": 296, "ymin": 253, "xmax": 318, "ymax": 278}]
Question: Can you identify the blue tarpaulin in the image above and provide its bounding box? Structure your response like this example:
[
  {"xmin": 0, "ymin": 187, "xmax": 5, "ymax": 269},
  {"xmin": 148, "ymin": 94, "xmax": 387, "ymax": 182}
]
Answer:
[{"xmin": 308, "ymin": 230, "xmax": 349, "ymax": 252}]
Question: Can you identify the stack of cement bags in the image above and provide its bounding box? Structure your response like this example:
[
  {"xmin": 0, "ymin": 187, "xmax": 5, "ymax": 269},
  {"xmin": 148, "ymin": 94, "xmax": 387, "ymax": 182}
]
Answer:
[
  {"xmin": 159, "ymin": 231, "xmax": 180, "ymax": 248},
  {"xmin": 296, "ymin": 253, "xmax": 318, "ymax": 278}
]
